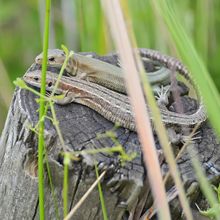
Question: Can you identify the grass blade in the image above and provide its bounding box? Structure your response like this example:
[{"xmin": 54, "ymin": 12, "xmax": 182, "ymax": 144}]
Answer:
[{"xmin": 38, "ymin": 0, "xmax": 51, "ymax": 219}]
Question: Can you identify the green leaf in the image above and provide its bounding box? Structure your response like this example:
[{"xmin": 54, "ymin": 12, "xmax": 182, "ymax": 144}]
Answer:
[
  {"xmin": 198, "ymin": 203, "xmax": 220, "ymax": 219},
  {"xmin": 61, "ymin": 44, "xmax": 69, "ymax": 54},
  {"xmin": 13, "ymin": 78, "xmax": 28, "ymax": 89}
]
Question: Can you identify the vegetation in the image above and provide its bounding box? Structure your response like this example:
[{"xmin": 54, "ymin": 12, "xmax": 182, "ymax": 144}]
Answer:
[
  {"xmin": 1, "ymin": 1, "xmax": 220, "ymax": 130},
  {"xmin": 1, "ymin": 0, "xmax": 220, "ymax": 219}
]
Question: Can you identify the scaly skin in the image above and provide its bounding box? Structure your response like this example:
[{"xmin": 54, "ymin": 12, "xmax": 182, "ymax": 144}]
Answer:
[
  {"xmin": 23, "ymin": 70, "xmax": 207, "ymax": 130},
  {"xmin": 35, "ymin": 49, "xmax": 172, "ymax": 94},
  {"xmin": 35, "ymin": 48, "xmax": 206, "ymax": 121}
]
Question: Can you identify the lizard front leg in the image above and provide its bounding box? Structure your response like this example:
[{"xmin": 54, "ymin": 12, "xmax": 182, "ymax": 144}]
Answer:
[{"xmin": 53, "ymin": 90, "xmax": 76, "ymax": 105}]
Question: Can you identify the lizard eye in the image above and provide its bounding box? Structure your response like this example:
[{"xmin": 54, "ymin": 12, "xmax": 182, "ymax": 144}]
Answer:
[
  {"xmin": 48, "ymin": 57, "xmax": 55, "ymax": 62},
  {"xmin": 48, "ymin": 81, "xmax": 53, "ymax": 87}
]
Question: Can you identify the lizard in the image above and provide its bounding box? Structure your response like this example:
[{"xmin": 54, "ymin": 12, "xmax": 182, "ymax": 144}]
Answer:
[
  {"xmin": 35, "ymin": 48, "xmax": 196, "ymax": 92},
  {"xmin": 35, "ymin": 49, "xmax": 173, "ymax": 96},
  {"xmin": 23, "ymin": 69, "xmax": 207, "ymax": 131},
  {"xmin": 34, "ymin": 48, "xmax": 206, "ymax": 122}
]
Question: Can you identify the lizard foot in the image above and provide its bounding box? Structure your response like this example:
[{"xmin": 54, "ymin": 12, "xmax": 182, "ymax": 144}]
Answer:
[
  {"xmin": 181, "ymin": 131, "xmax": 201, "ymax": 144},
  {"xmin": 155, "ymin": 85, "xmax": 171, "ymax": 107},
  {"xmin": 54, "ymin": 90, "xmax": 77, "ymax": 105}
]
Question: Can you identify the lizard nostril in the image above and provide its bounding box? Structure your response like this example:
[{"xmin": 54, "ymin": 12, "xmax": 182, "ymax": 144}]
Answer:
[
  {"xmin": 34, "ymin": 76, "xmax": 39, "ymax": 81},
  {"xmin": 48, "ymin": 82, "xmax": 53, "ymax": 87}
]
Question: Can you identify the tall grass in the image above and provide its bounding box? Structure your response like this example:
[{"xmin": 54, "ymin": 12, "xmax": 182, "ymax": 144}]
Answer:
[
  {"xmin": 74, "ymin": 0, "xmax": 107, "ymax": 53},
  {"xmin": 38, "ymin": 0, "xmax": 51, "ymax": 219},
  {"xmin": 1, "ymin": 1, "xmax": 220, "ymax": 131},
  {"xmin": 0, "ymin": 60, "xmax": 13, "ymax": 131},
  {"xmin": 101, "ymin": 1, "xmax": 172, "ymax": 219},
  {"xmin": 150, "ymin": 0, "xmax": 220, "ymax": 137},
  {"xmin": 2, "ymin": 0, "xmax": 220, "ymax": 219},
  {"xmin": 150, "ymin": 0, "xmax": 220, "ymax": 218}
]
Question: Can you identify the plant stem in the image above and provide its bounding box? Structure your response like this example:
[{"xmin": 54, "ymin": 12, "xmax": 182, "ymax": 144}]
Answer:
[{"xmin": 38, "ymin": 0, "xmax": 51, "ymax": 219}]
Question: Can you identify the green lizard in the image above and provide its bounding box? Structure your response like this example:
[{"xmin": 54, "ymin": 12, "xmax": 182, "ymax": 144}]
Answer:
[
  {"xmin": 35, "ymin": 49, "xmax": 172, "ymax": 96},
  {"xmin": 35, "ymin": 48, "xmax": 206, "ymax": 119}
]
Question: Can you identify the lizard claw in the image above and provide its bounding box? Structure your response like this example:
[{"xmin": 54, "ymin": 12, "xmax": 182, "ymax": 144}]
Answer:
[
  {"xmin": 181, "ymin": 131, "xmax": 201, "ymax": 144},
  {"xmin": 155, "ymin": 85, "xmax": 170, "ymax": 106},
  {"xmin": 54, "ymin": 90, "xmax": 75, "ymax": 105}
]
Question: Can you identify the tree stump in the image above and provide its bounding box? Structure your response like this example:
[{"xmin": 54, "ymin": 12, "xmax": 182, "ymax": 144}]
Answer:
[{"xmin": 1, "ymin": 52, "xmax": 220, "ymax": 220}]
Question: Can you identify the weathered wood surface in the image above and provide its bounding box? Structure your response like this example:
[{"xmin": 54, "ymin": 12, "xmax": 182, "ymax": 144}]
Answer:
[
  {"xmin": 0, "ymin": 87, "xmax": 146, "ymax": 220},
  {"xmin": 0, "ymin": 52, "xmax": 220, "ymax": 220}
]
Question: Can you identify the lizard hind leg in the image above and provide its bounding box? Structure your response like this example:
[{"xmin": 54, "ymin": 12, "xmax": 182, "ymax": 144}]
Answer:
[{"xmin": 154, "ymin": 85, "xmax": 171, "ymax": 107}]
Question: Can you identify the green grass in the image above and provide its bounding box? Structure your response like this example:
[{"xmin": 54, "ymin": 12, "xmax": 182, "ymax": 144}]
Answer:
[
  {"xmin": 1, "ymin": 1, "xmax": 220, "ymax": 131},
  {"xmin": 38, "ymin": 0, "xmax": 51, "ymax": 219},
  {"xmin": 95, "ymin": 163, "xmax": 108, "ymax": 220},
  {"xmin": 149, "ymin": 1, "xmax": 220, "ymax": 219},
  {"xmin": 63, "ymin": 154, "xmax": 70, "ymax": 218}
]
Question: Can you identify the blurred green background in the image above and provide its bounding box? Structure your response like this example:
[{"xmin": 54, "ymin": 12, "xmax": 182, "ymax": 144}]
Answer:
[{"xmin": 0, "ymin": 0, "xmax": 220, "ymax": 132}]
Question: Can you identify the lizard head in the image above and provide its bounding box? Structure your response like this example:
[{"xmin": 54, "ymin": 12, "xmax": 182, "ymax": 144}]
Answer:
[
  {"xmin": 35, "ymin": 49, "xmax": 66, "ymax": 66},
  {"xmin": 23, "ymin": 69, "xmax": 62, "ymax": 94}
]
